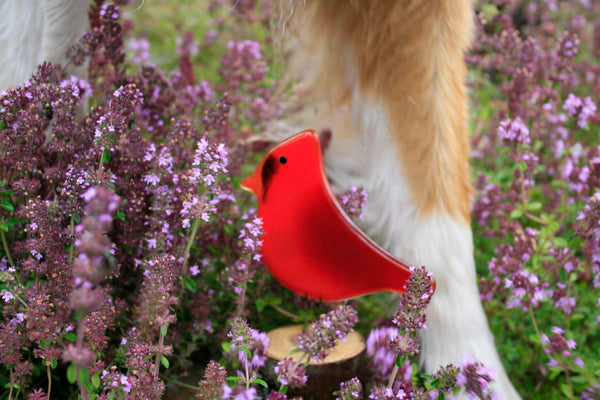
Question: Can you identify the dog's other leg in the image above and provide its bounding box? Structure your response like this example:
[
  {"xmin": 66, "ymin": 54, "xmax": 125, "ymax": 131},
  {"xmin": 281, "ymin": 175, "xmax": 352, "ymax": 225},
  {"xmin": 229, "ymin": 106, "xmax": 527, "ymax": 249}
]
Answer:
[
  {"xmin": 0, "ymin": 0, "xmax": 90, "ymax": 91},
  {"xmin": 286, "ymin": 1, "xmax": 521, "ymax": 398}
]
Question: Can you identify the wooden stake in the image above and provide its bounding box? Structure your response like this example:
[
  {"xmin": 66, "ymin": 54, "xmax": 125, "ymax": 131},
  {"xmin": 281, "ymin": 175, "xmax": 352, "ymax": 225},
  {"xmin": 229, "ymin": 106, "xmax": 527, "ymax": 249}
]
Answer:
[{"xmin": 265, "ymin": 325, "xmax": 367, "ymax": 400}]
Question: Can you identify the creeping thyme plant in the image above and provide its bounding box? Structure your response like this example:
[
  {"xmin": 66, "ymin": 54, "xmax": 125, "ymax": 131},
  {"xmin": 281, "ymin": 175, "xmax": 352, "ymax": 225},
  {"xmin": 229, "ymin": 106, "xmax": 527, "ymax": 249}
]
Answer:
[{"xmin": 0, "ymin": 1, "xmax": 599, "ymax": 399}]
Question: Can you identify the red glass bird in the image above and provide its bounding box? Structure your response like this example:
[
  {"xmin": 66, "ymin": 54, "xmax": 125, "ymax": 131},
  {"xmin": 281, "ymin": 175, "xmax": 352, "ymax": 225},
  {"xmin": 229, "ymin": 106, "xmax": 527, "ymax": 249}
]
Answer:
[{"xmin": 241, "ymin": 130, "xmax": 421, "ymax": 301}]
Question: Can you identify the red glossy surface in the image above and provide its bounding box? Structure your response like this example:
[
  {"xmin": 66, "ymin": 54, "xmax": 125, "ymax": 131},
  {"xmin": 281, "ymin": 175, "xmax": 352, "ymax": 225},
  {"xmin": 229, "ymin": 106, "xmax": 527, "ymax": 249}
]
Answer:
[{"xmin": 241, "ymin": 130, "xmax": 416, "ymax": 301}]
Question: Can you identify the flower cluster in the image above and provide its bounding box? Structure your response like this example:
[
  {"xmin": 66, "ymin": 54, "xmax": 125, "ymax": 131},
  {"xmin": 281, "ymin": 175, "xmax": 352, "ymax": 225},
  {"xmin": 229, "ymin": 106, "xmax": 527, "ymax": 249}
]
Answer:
[
  {"xmin": 0, "ymin": 2, "xmax": 278, "ymax": 398},
  {"xmin": 392, "ymin": 266, "xmax": 434, "ymax": 332},
  {"xmin": 337, "ymin": 186, "xmax": 369, "ymax": 220},
  {"xmin": 296, "ymin": 305, "xmax": 358, "ymax": 362},
  {"xmin": 540, "ymin": 326, "xmax": 584, "ymax": 370},
  {"xmin": 197, "ymin": 360, "xmax": 227, "ymax": 400},
  {"xmin": 365, "ymin": 327, "xmax": 398, "ymax": 381},
  {"xmin": 469, "ymin": 2, "xmax": 600, "ymax": 397},
  {"xmin": 227, "ymin": 317, "xmax": 269, "ymax": 371},
  {"xmin": 456, "ymin": 356, "xmax": 497, "ymax": 400},
  {"xmin": 224, "ymin": 214, "xmax": 264, "ymax": 309},
  {"xmin": 336, "ymin": 377, "xmax": 363, "ymax": 400},
  {"xmin": 274, "ymin": 357, "xmax": 307, "ymax": 389}
]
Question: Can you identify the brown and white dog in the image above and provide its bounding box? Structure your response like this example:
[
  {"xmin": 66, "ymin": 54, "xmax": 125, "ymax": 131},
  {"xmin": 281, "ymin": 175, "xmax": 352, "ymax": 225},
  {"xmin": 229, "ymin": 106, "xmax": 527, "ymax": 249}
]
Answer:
[{"xmin": 0, "ymin": 1, "xmax": 521, "ymax": 398}]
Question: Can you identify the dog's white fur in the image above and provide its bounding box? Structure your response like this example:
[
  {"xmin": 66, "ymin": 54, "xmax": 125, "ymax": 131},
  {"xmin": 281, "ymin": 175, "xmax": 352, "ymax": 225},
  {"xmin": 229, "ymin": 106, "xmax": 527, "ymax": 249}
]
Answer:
[
  {"xmin": 0, "ymin": 0, "xmax": 89, "ymax": 91},
  {"xmin": 0, "ymin": 1, "xmax": 521, "ymax": 398}
]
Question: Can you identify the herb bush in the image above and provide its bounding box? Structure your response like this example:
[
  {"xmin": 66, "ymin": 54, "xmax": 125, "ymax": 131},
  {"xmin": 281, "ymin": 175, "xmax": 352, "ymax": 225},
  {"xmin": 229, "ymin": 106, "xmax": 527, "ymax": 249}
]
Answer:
[{"xmin": 0, "ymin": 1, "xmax": 598, "ymax": 399}]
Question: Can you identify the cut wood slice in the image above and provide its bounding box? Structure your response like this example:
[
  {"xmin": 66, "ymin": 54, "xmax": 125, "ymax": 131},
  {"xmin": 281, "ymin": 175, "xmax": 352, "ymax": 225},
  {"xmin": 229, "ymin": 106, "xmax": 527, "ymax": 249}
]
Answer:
[{"xmin": 265, "ymin": 325, "xmax": 367, "ymax": 400}]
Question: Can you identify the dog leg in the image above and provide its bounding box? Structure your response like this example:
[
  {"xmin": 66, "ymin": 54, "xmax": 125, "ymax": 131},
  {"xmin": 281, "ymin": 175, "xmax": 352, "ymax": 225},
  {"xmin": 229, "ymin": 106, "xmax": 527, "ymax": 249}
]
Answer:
[
  {"xmin": 0, "ymin": 0, "xmax": 89, "ymax": 91},
  {"xmin": 286, "ymin": 1, "xmax": 521, "ymax": 398}
]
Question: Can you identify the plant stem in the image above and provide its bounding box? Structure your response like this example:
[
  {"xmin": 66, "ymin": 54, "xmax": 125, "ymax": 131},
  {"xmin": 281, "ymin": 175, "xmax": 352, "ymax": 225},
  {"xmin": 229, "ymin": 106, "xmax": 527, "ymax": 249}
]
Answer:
[
  {"xmin": 155, "ymin": 331, "xmax": 166, "ymax": 378},
  {"xmin": 236, "ymin": 281, "xmax": 247, "ymax": 316},
  {"xmin": 8, "ymin": 371, "xmax": 14, "ymax": 400},
  {"xmin": 528, "ymin": 307, "xmax": 541, "ymax": 342},
  {"xmin": 47, "ymin": 363, "xmax": 52, "ymax": 400},
  {"xmin": 1, "ymin": 226, "xmax": 15, "ymax": 268},
  {"xmin": 519, "ymin": 169, "xmax": 547, "ymax": 225},
  {"xmin": 76, "ymin": 314, "xmax": 90, "ymax": 400},
  {"xmin": 182, "ymin": 218, "xmax": 201, "ymax": 276},
  {"xmin": 155, "ymin": 308, "xmax": 170, "ymax": 378},
  {"xmin": 244, "ymin": 350, "xmax": 250, "ymax": 390},
  {"xmin": 68, "ymin": 215, "xmax": 75, "ymax": 264},
  {"xmin": 97, "ymin": 150, "xmax": 105, "ymax": 182},
  {"xmin": 160, "ymin": 375, "xmax": 201, "ymax": 391},
  {"xmin": 387, "ymin": 362, "xmax": 400, "ymax": 389},
  {"xmin": 272, "ymin": 304, "xmax": 299, "ymax": 319}
]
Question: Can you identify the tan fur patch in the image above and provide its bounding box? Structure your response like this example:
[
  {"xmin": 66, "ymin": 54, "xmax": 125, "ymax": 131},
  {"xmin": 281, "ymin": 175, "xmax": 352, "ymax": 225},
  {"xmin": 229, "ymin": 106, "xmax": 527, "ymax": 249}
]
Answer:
[{"xmin": 285, "ymin": 0, "xmax": 475, "ymax": 224}]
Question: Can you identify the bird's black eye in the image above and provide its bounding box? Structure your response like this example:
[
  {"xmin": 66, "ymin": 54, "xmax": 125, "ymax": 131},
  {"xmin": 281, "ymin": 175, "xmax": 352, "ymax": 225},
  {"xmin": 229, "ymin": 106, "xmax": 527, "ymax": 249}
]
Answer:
[{"xmin": 279, "ymin": 156, "xmax": 287, "ymax": 164}]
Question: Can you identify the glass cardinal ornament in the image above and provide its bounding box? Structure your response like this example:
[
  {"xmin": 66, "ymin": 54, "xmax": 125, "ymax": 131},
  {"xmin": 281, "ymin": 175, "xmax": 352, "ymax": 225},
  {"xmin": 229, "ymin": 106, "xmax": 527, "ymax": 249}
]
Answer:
[{"xmin": 241, "ymin": 130, "xmax": 426, "ymax": 301}]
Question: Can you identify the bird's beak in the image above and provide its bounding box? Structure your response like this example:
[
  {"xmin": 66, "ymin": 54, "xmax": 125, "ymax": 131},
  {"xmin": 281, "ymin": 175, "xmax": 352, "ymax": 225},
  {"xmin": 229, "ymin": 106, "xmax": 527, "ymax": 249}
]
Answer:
[{"xmin": 240, "ymin": 170, "xmax": 260, "ymax": 195}]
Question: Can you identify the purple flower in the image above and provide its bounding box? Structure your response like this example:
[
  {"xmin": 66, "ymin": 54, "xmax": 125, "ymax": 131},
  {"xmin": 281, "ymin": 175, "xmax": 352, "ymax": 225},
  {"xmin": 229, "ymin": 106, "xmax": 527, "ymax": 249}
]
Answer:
[
  {"xmin": 274, "ymin": 357, "xmax": 307, "ymax": 388},
  {"xmin": 1, "ymin": 290, "xmax": 14, "ymax": 302},
  {"xmin": 337, "ymin": 186, "xmax": 369, "ymax": 220},
  {"xmin": 497, "ymin": 117, "xmax": 530, "ymax": 145},
  {"xmin": 127, "ymin": 37, "xmax": 151, "ymax": 64},
  {"xmin": 392, "ymin": 266, "xmax": 434, "ymax": 332},
  {"xmin": 563, "ymin": 93, "xmax": 597, "ymax": 128},
  {"xmin": 296, "ymin": 305, "xmax": 358, "ymax": 362},
  {"xmin": 227, "ymin": 318, "xmax": 270, "ymax": 371},
  {"xmin": 336, "ymin": 377, "xmax": 362, "ymax": 400},
  {"xmin": 456, "ymin": 355, "xmax": 496, "ymax": 400},
  {"xmin": 190, "ymin": 265, "xmax": 200, "ymax": 276},
  {"xmin": 366, "ymin": 327, "xmax": 398, "ymax": 379}
]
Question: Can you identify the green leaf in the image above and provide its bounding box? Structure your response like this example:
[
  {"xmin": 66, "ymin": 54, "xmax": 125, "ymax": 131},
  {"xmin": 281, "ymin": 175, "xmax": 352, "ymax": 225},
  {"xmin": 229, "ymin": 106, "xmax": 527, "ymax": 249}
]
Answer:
[
  {"xmin": 184, "ymin": 278, "xmax": 197, "ymax": 293},
  {"xmin": 65, "ymin": 332, "xmax": 77, "ymax": 342},
  {"xmin": 510, "ymin": 208, "xmax": 523, "ymax": 219},
  {"xmin": 568, "ymin": 236, "xmax": 582, "ymax": 248},
  {"xmin": 222, "ymin": 342, "xmax": 231, "ymax": 353},
  {"xmin": 79, "ymin": 367, "xmax": 89, "ymax": 384},
  {"xmin": 395, "ymin": 356, "xmax": 406, "ymax": 367},
  {"xmin": 256, "ymin": 299, "xmax": 266, "ymax": 312},
  {"xmin": 527, "ymin": 202, "xmax": 542, "ymax": 211},
  {"xmin": 548, "ymin": 368, "xmax": 562, "ymax": 381},
  {"xmin": 67, "ymin": 363, "xmax": 77, "ymax": 384},
  {"xmin": 252, "ymin": 378, "xmax": 268, "ymax": 388},
  {"xmin": 50, "ymin": 358, "xmax": 58, "ymax": 369},
  {"xmin": 115, "ymin": 210, "xmax": 126, "ymax": 221},
  {"xmin": 102, "ymin": 149, "xmax": 111, "ymax": 163},
  {"xmin": 0, "ymin": 223, "xmax": 8, "ymax": 232},
  {"xmin": 108, "ymin": 392, "xmax": 115, "ymax": 400},
  {"xmin": 0, "ymin": 120, "xmax": 7, "ymax": 130},
  {"xmin": 571, "ymin": 375, "xmax": 587, "ymax": 383},
  {"xmin": 160, "ymin": 325, "xmax": 168, "ymax": 337},
  {"xmin": 92, "ymin": 374, "xmax": 101, "ymax": 388},
  {"xmin": 560, "ymin": 383, "xmax": 573, "ymax": 397},
  {"xmin": 1, "ymin": 200, "xmax": 14, "ymax": 213},
  {"xmin": 226, "ymin": 377, "xmax": 246, "ymax": 383},
  {"xmin": 160, "ymin": 355, "xmax": 169, "ymax": 369}
]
